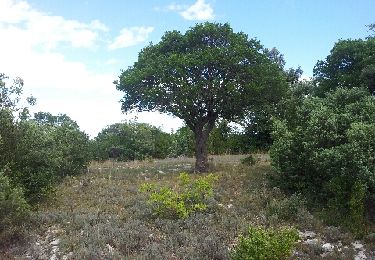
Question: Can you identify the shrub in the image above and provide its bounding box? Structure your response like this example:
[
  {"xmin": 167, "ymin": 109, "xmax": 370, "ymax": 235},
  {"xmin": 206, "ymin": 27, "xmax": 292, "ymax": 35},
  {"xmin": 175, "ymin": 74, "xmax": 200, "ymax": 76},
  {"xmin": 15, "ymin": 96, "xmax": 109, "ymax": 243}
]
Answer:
[
  {"xmin": 0, "ymin": 171, "xmax": 30, "ymax": 235},
  {"xmin": 140, "ymin": 172, "xmax": 218, "ymax": 219},
  {"xmin": 231, "ymin": 225, "xmax": 299, "ymax": 260},
  {"xmin": 240, "ymin": 155, "xmax": 257, "ymax": 166},
  {"xmin": 92, "ymin": 122, "xmax": 172, "ymax": 161},
  {"xmin": 266, "ymin": 193, "xmax": 306, "ymax": 222},
  {"xmin": 271, "ymin": 88, "xmax": 375, "ymax": 225}
]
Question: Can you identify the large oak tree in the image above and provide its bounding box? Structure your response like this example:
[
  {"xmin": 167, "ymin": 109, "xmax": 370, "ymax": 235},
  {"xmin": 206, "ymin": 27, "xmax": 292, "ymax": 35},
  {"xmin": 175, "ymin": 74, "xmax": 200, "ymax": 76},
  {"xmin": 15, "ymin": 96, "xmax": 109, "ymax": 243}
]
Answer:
[{"xmin": 115, "ymin": 22, "xmax": 287, "ymax": 172}]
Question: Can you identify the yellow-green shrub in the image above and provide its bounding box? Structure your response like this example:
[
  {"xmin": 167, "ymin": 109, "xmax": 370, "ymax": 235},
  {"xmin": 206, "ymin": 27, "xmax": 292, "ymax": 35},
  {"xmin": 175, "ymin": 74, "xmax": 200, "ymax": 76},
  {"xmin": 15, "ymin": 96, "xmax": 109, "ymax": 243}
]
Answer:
[
  {"xmin": 231, "ymin": 225, "xmax": 299, "ymax": 260},
  {"xmin": 140, "ymin": 172, "xmax": 218, "ymax": 219}
]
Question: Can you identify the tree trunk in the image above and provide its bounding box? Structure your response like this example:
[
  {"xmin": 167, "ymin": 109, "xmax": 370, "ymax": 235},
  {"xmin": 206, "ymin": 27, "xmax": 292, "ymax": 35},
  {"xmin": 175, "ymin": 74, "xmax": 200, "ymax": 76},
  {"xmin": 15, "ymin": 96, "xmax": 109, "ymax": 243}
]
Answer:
[
  {"xmin": 194, "ymin": 116, "xmax": 217, "ymax": 172},
  {"xmin": 194, "ymin": 128, "xmax": 209, "ymax": 172}
]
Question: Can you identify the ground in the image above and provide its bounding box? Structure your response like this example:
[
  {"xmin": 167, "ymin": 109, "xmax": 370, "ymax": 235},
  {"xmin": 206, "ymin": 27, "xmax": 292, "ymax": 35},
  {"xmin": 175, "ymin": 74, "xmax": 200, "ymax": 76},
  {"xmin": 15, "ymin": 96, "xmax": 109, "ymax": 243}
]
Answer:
[{"xmin": 3, "ymin": 154, "xmax": 375, "ymax": 259}]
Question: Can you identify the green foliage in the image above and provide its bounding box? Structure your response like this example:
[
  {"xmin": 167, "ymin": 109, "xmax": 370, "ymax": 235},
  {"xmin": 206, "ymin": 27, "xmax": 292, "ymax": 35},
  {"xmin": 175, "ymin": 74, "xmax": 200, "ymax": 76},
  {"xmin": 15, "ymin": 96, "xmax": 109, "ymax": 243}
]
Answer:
[
  {"xmin": 116, "ymin": 22, "xmax": 287, "ymax": 171},
  {"xmin": 313, "ymin": 37, "xmax": 375, "ymax": 95},
  {"xmin": 140, "ymin": 172, "xmax": 218, "ymax": 219},
  {"xmin": 92, "ymin": 122, "xmax": 172, "ymax": 161},
  {"xmin": 266, "ymin": 193, "xmax": 306, "ymax": 222},
  {"xmin": 349, "ymin": 181, "xmax": 367, "ymax": 234},
  {"xmin": 271, "ymin": 87, "xmax": 375, "ymax": 225},
  {"xmin": 231, "ymin": 225, "xmax": 299, "ymax": 260},
  {"xmin": 0, "ymin": 171, "xmax": 30, "ymax": 235},
  {"xmin": 170, "ymin": 126, "xmax": 195, "ymax": 157},
  {"xmin": 0, "ymin": 74, "xmax": 91, "ymax": 203},
  {"xmin": 240, "ymin": 155, "xmax": 257, "ymax": 166}
]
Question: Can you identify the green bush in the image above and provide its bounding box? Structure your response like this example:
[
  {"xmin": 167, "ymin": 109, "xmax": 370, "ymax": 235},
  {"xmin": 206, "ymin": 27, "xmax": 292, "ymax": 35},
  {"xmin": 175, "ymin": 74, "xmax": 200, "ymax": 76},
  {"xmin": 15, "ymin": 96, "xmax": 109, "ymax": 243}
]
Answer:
[
  {"xmin": 231, "ymin": 225, "xmax": 299, "ymax": 260},
  {"xmin": 240, "ymin": 155, "xmax": 257, "ymax": 166},
  {"xmin": 140, "ymin": 172, "xmax": 218, "ymax": 219},
  {"xmin": 271, "ymin": 87, "xmax": 375, "ymax": 225},
  {"xmin": 0, "ymin": 171, "xmax": 30, "ymax": 235},
  {"xmin": 93, "ymin": 122, "xmax": 172, "ymax": 161},
  {"xmin": 266, "ymin": 193, "xmax": 306, "ymax": 222}
]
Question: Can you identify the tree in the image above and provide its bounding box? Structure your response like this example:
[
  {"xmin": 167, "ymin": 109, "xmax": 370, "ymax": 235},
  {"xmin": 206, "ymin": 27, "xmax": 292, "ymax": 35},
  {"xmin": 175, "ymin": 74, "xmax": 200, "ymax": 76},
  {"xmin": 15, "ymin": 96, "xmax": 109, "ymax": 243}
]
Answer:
[
  {"xmin": 92, "ymin": 122, "xmax": 172, "ymax": 161},
  {"xmin": 115, "ymin": 22, "xmax": 287, "ymax": 171},
  {"xmin": 313, "ymin": 37, "xmax": 375, "ymax": 95},
  {"xmin": 366, "ymin": 23, "xmax": 375, "ymax": 39}
]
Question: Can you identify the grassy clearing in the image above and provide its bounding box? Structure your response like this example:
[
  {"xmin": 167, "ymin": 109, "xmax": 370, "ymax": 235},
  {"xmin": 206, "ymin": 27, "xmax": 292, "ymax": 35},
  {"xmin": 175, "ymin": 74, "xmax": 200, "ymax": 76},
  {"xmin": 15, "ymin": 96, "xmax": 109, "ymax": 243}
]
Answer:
[{"xmin": 3, "ymin": 154, "xmax": 374, "ymax": 259}]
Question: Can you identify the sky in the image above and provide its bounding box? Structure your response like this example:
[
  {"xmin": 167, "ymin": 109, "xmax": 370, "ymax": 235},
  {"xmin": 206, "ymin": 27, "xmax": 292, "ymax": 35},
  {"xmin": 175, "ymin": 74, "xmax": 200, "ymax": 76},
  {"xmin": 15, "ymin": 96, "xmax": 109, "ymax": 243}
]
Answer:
[{"xmin": 0, "ymin": 0, "xmax": 374, "ymax": 138}]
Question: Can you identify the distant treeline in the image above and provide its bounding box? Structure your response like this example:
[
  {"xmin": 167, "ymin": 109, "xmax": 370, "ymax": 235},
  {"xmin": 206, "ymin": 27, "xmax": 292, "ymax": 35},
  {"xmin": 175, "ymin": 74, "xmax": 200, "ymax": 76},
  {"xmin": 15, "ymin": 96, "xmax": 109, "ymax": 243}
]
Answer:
[{"xmin": 90, "ymin": 121, "xmax": 267, "ymax": 162}]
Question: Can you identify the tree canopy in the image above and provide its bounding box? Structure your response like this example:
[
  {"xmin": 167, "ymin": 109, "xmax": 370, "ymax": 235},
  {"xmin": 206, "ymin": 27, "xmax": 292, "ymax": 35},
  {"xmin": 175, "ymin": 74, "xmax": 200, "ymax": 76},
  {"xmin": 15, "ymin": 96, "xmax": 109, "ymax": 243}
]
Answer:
[
  {"xmin": 116, "ymin": 22, "xmax": 287, "ymax": 171},
  {"xmin": 313, "ymin": 37, "xmax": 375, "ymax": 95}
]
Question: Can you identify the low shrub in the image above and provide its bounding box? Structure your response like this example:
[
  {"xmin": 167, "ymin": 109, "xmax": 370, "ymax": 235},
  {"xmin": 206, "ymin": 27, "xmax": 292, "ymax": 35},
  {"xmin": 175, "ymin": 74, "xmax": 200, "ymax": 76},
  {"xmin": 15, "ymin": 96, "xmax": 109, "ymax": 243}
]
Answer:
[
  {"xmin": 231, "ymin": 225, "xmax": 299, "ymax": 260},
  {"xmin": 140, "ymin": 172, "xmax": 218, "ymax": 219},
  {"xmin": 266, "ymin": 193, "xmax": 306, "ymax": 222},
  {"xmin": 240, "ymin": 155, "xmax": 257, "ymax": 166},
  {"xmin": 0, "ymin": 171, "xmax": 30, "ymax": 238}
]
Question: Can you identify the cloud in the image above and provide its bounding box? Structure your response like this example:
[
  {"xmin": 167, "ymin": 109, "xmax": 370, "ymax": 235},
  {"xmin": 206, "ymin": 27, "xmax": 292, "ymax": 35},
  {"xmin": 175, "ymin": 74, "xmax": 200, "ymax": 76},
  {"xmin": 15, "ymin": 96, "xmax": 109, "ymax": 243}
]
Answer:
[
  {"xmin": 0, "ymin": 0, "xmax": 121, "ymax": 137},
  {"xmin": 0, "ymin": 0, "xmax": 180, "ymax": 137},
  {"xmin": 167, "ymin": 0, "xmax": 214, "ymax": 21},
  {"xmin": 0, "ymin": 0, "xmax": 107, "ymax": 49},
  {"xmin": 108, "ymin": 26, "xmax": 154, "ymax": 50}
]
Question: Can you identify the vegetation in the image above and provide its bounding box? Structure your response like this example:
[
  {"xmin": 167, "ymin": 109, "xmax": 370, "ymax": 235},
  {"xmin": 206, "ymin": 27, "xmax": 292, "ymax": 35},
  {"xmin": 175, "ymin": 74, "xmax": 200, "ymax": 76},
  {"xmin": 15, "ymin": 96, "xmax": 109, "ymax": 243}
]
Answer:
[
  {"xmin": 140, "ymin": 172, "xmax": 218, "ymax": 219},
  {"xmin": 271, "ymin": 86, "xmax": 375, "ymax": 232},
  {"xmin": 1, "ymin": 21, "xmax": 375, "ymax": 259},
  {"xmin": 313, "ymin": 35, "xmax": 375, "ymax": 96},
  {"xmin": 0, "ymin": 74, "xmax": 91, "ymax": 241},
  {"xmin": 92, "ymin": 122, "xmax": 172, "ymax": 161},
  {"xmin": 115, "ymin": 22, "xmax": 287, "ymax": 171},
  {"xmin": 231, "ymin": 225, "xmax": 299, "ymax": 260},
  {"xmin": 0, "ymin": 171, "xmax": 30, "ymax": 241}
]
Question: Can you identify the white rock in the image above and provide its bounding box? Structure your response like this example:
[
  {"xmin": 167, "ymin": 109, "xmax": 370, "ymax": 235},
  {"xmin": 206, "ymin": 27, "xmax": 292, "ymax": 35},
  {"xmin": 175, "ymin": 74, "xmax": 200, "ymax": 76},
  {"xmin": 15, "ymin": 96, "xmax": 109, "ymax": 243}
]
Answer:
[
  {"xmin": 322, "ymin": 243, "xmax": 334, "ymax": 252},
  {"xmin": 50, "ymin": 239, "xmax": 60, "ymax": 246},
  {"xmin": 158, "ymin": 170, "xmax": 165, "ymax": 174},
  {"xmin": 304, "ymin": 238, "xmax": 319, "ymax": 245},
  {"xmin": 355, "ymin": 250, "xmax": 367, "ymax": 260},
  {"xmin": 227, "ymin": 204, "xmax": 234, "ymax": 209},
  {"xmin": 106, "ymin": 244, "xmax": 114, "ymax": 254},
  {"xmin": 352, "ymin": 241, "xmax": 364, "ymax": 250},
  {"xmin": 62, "ymin": 252, "xmax": 74, "ymax": 260}
]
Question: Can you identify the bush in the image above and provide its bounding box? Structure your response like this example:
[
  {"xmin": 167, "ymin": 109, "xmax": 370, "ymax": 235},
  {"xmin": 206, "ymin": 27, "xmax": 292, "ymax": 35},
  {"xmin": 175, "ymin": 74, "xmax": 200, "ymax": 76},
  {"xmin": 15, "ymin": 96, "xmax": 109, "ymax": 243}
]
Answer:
[
  {"xmin": 92, "ymin": 122, "xmax": 172, "ymax": 161},
  {"xmin": 0, "ymin": 171, "xmax": 30, "ymax": 235},
  {"xmin": 266, "ymin": 193, "xmax": 306, "ymax": 222},
  {"xmin": 271, "ymin": 88, "xmax": 375, "ymax": 225},
  {"xmin": 140, "ymin": 172, "xmax": 218, "ymax": 219},
  {"xmin": 231, "ymin": 225, "xmax": 299, "ymax": 260},
  {"xmin": 240, "ymin": 155, "xmax": 257, "ymax": 166}
]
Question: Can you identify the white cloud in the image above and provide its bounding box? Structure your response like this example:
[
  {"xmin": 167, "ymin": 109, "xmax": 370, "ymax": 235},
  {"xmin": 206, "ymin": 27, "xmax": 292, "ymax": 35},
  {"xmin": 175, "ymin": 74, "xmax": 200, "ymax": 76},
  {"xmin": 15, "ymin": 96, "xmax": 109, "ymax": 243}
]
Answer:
[
  {"xmin": 0, "ymin": 0, "xmax": 181, "ymax": 137},
  {"xmin": 167, "ymin": 0, "xmax": 214, "ymax": 21},
  {"xmin": 167, "ymin": 3, "xmax": 186, "ymax": 12},
  {"xmin": 108, "ymin": 26, "xmax": 154, "ymax": 50},
  {"xmin": 0, "ymin": 0, "xmax": 122, "ymax": 137},
  {"xmin": 0, "ymin": 0, "xmax": 107, "ymax": 49}
]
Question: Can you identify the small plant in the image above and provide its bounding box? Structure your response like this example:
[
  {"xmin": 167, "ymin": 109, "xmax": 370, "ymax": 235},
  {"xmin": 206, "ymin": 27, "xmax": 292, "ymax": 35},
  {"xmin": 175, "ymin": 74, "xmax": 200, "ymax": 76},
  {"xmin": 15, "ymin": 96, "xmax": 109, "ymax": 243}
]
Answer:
[
  {"xmin": 139, "ymin": 172, "xmax": 218, "ymax": 219},
  {"xmin": 266, "ymin": 193, "xmax": 306, "ymax": 222},
  {"xmin": 241, "ymin": 155, "xmax": 257, "ymax": 166},
  {"xmin": 231, "ymin": 225, "xmax": 299, "ymax": 260}
]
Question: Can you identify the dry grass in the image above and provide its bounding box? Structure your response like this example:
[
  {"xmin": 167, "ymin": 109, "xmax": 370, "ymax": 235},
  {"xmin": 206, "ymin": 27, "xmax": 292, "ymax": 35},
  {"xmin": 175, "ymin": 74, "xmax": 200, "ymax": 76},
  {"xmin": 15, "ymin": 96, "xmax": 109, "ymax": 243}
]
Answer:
[{"xmin": 3, "ymin": 154, "xmax": 374, "ymax": 259}]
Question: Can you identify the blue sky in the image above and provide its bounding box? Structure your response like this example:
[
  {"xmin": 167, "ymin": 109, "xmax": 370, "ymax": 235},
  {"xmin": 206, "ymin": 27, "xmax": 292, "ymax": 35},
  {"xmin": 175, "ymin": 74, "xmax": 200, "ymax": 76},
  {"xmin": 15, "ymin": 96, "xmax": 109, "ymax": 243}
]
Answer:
[{"xmin": 0, "ymin": 0, "xmax": 374, "ymax": 137}]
